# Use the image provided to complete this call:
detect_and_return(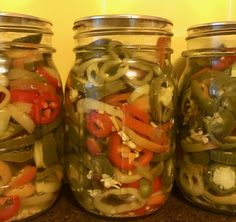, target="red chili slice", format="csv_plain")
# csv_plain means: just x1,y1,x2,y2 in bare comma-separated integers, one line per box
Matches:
108,133,153,170
31,92,61,125
0,196,20,222
86,111,113,138
10,90,39,103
